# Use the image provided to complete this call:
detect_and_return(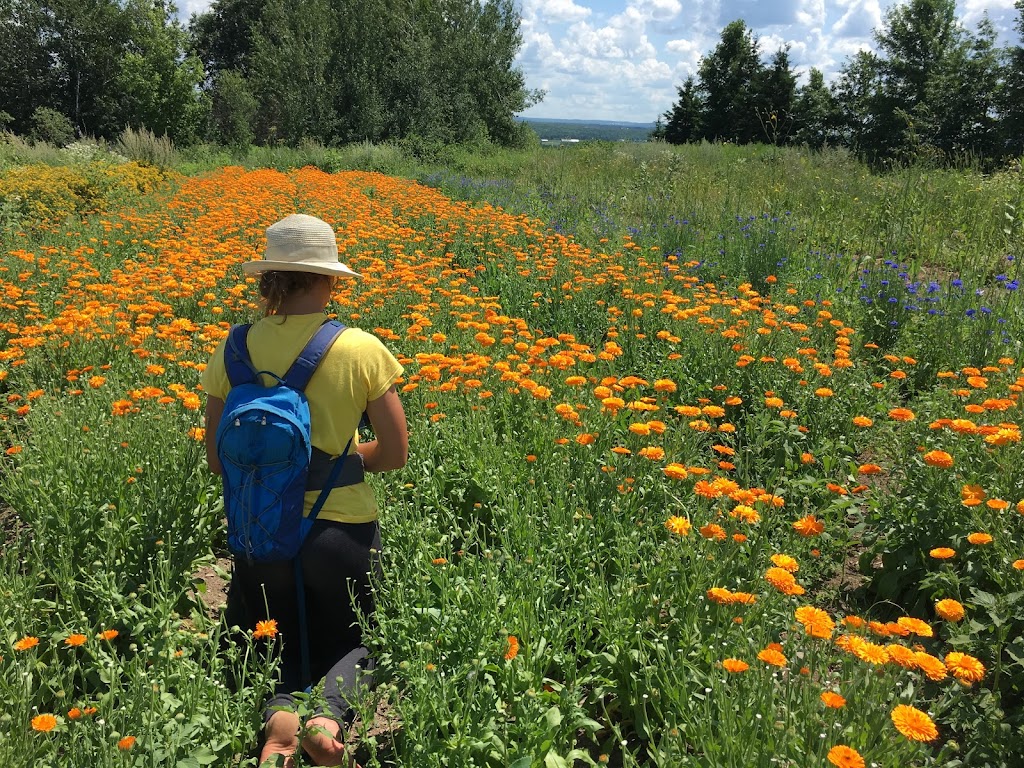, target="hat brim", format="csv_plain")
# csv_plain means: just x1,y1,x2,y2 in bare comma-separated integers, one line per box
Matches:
241,259,362,279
